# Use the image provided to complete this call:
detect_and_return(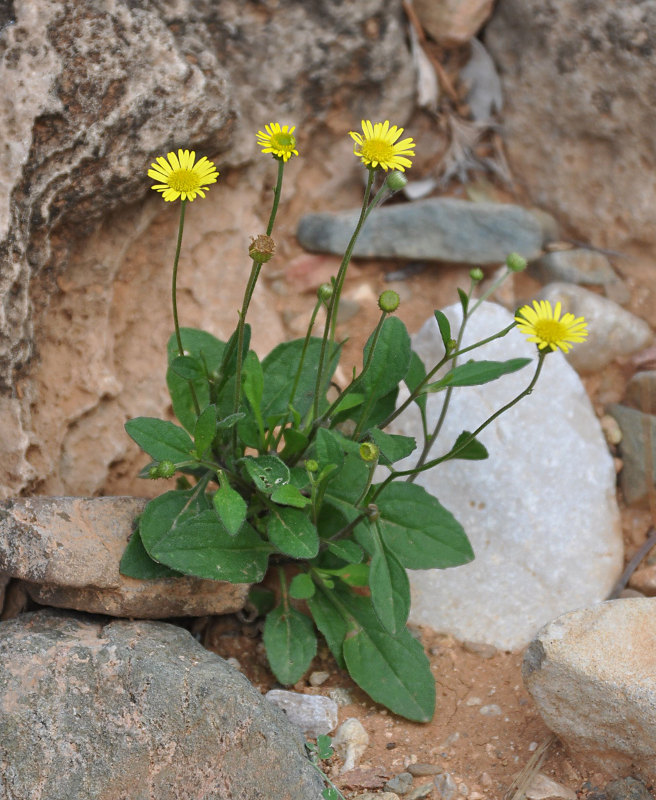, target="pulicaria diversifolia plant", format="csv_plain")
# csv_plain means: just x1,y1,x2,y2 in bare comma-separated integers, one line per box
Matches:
122,121,588,721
